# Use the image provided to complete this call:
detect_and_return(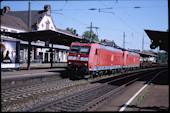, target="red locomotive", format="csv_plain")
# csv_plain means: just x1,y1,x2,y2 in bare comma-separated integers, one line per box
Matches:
123,51,140,71
67,42,140,78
